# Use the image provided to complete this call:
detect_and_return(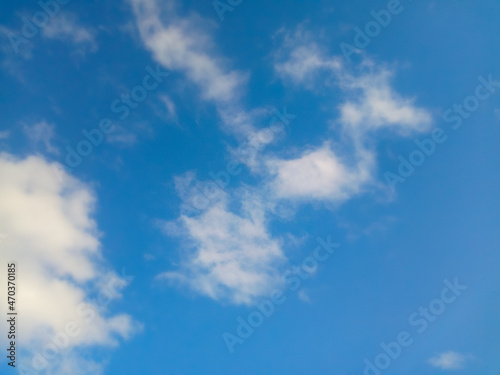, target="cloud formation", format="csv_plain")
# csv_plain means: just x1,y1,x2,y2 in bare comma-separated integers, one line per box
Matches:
267,27,432,203
131,4,432,304
0,153,138,373
267,142,373,201
160,179,286,305
428,351,468,370
274,28,432,135
42,12,97,52
338,66,432,135
129,0,247,107
23,121,59,155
